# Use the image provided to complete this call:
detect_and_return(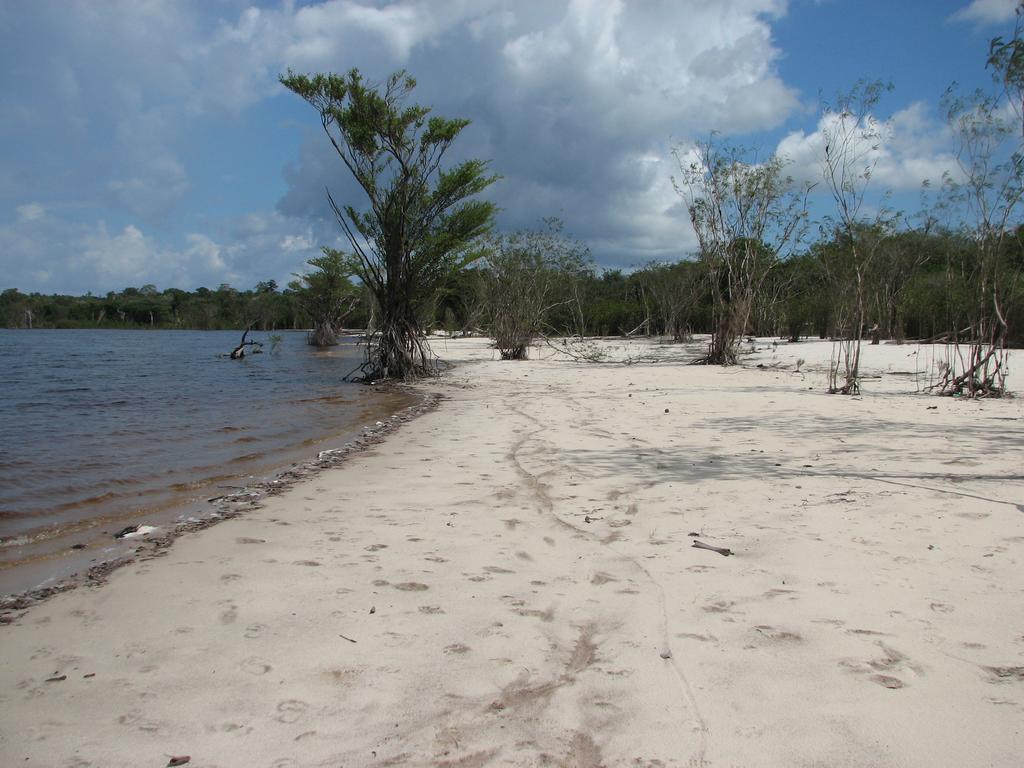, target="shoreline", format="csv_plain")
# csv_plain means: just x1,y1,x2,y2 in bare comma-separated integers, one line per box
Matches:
0,383,441,619
0,336,1021,766
0,329,391,597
